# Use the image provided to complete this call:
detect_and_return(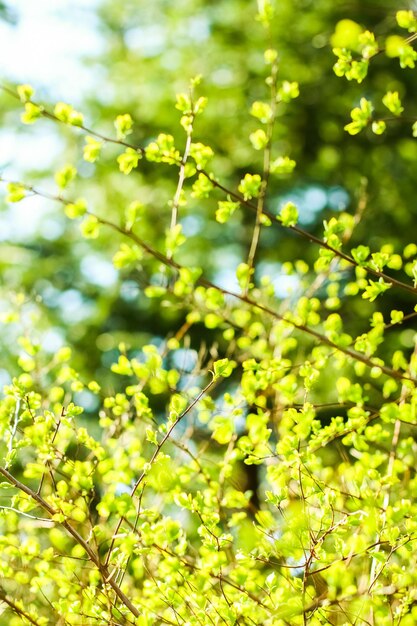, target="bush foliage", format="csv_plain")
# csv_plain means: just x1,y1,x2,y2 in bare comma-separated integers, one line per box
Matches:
1,2,417,624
